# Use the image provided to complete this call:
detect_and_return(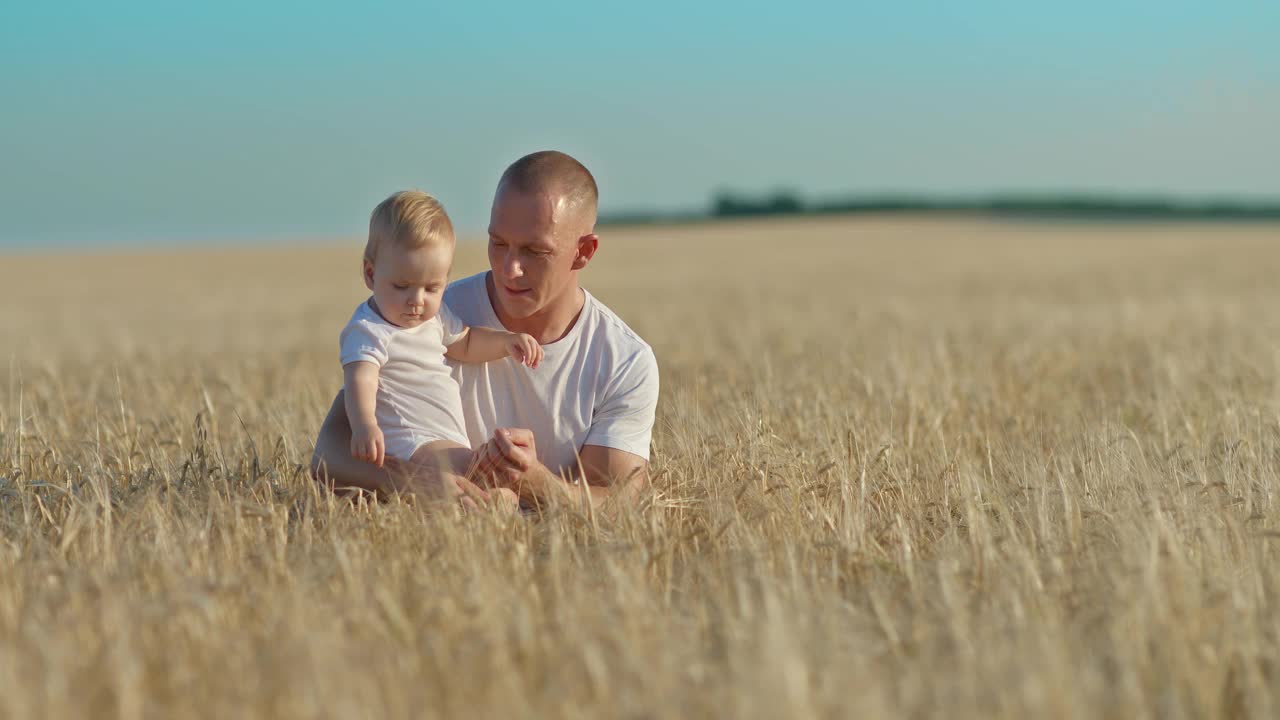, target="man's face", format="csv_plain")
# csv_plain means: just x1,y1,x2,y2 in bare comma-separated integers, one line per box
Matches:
486,187,582,320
